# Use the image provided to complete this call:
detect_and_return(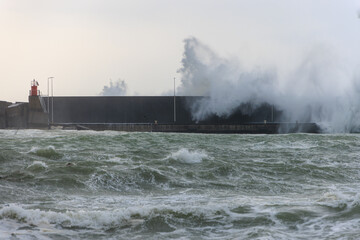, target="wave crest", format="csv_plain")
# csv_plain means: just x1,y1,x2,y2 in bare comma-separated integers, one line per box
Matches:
29,146,63,160
168,148,208,164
